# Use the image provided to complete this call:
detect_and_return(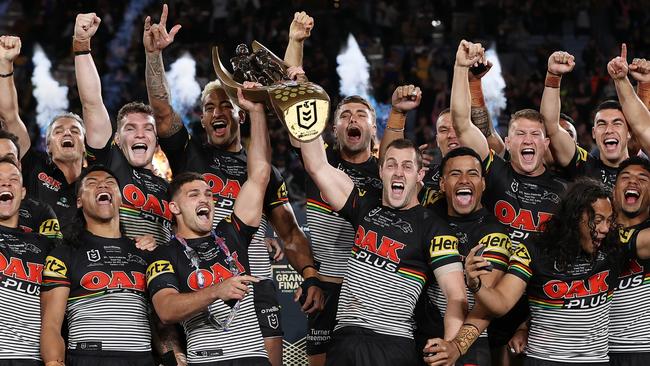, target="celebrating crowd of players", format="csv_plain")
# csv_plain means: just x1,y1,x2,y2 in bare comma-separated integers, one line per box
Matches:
1,5,650,366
